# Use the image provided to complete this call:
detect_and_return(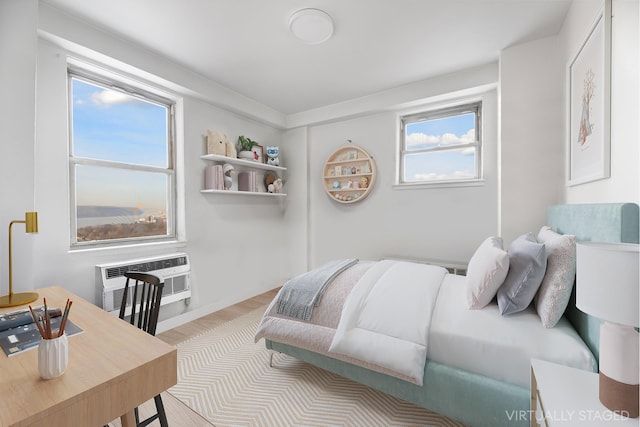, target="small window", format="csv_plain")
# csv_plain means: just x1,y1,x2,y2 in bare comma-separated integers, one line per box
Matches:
68,68,176,247
399,101,481,185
